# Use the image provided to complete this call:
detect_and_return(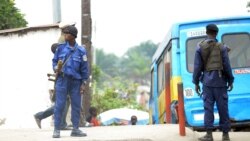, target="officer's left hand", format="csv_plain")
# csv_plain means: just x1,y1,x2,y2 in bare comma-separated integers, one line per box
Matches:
227,83,233,92
195,84,201,97
80,83,87,95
